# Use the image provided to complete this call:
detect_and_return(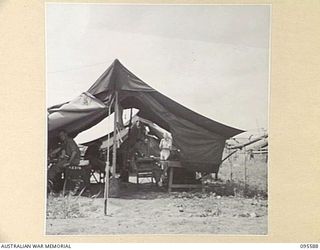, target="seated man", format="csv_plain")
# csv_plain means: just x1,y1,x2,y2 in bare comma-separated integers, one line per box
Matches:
47,130,81,193
84,141,106,173
84,141,113,179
